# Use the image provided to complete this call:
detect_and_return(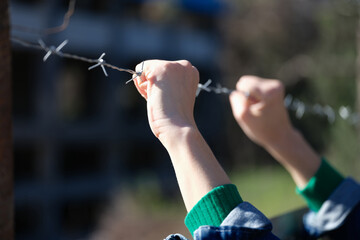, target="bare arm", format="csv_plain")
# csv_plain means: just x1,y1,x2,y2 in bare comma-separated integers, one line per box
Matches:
133,60,230,211
161,126,231,211
229,76,321,188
